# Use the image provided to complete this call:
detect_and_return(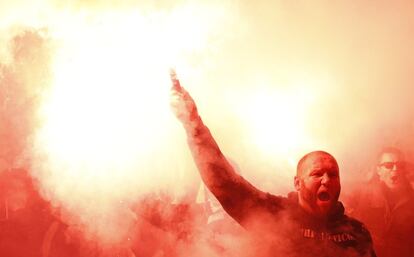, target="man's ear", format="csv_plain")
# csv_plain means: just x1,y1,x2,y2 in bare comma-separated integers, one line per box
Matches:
294,176,301,191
